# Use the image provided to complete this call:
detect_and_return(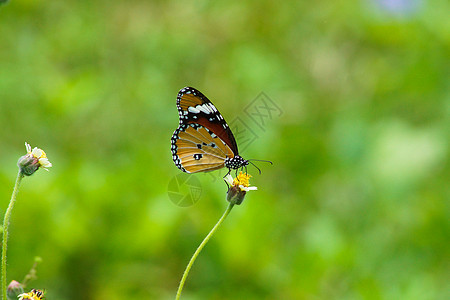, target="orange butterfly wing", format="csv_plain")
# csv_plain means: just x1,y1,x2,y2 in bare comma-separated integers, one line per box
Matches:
171,87,247,174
